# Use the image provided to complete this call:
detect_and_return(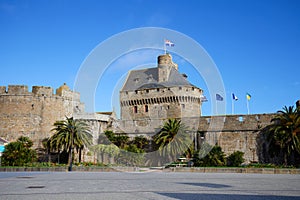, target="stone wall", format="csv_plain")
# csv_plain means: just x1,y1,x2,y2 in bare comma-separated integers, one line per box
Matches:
0,84,85,147
197,114,276,163
120,85,203,121
116,113,275,163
